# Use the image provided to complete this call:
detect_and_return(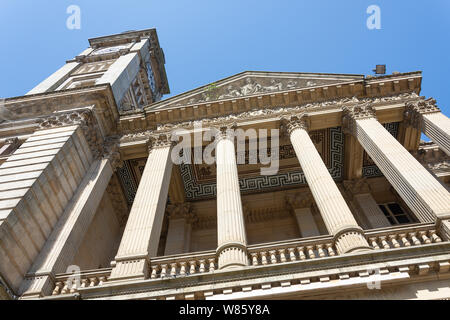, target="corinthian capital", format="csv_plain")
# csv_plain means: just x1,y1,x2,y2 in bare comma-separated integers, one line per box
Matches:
404,98,440,129
281,114,309,136
342,103,376,136
103,136,123,171
148,133,173,152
